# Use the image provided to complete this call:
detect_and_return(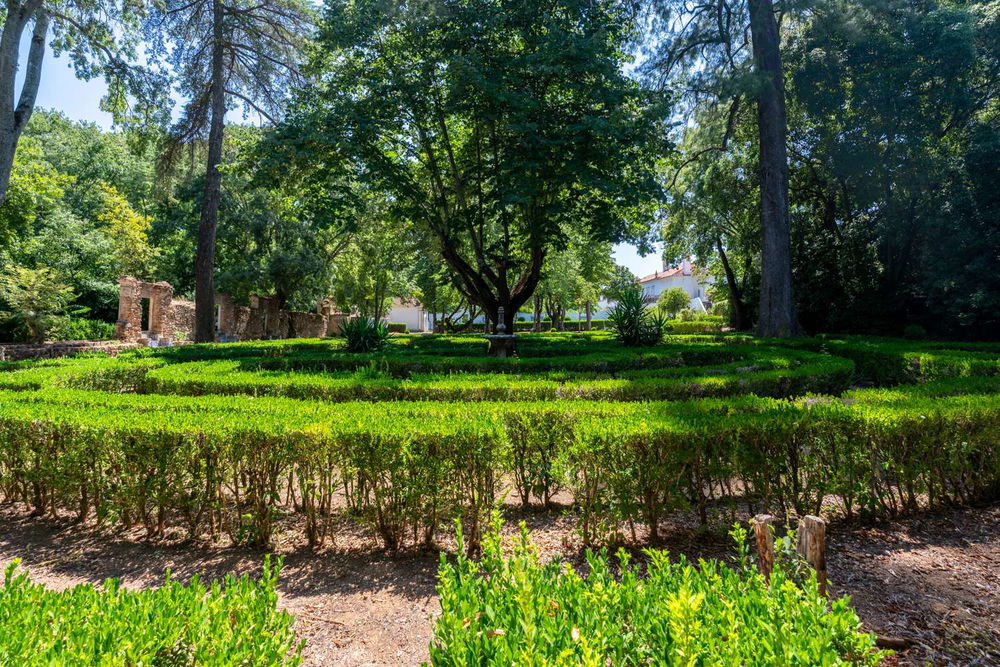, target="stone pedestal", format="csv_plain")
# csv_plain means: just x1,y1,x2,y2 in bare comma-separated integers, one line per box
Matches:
484,334,517,358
